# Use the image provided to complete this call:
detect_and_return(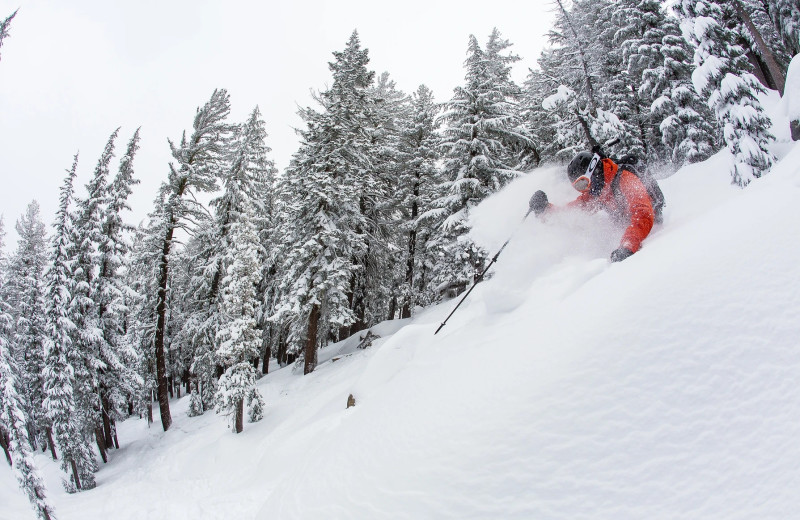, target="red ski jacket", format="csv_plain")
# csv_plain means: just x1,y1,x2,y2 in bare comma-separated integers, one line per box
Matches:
567,158,654,253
